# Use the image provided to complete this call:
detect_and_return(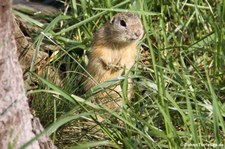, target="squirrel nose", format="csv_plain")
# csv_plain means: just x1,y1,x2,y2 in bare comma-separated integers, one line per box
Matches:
130,30,142,40
135,29,142,37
